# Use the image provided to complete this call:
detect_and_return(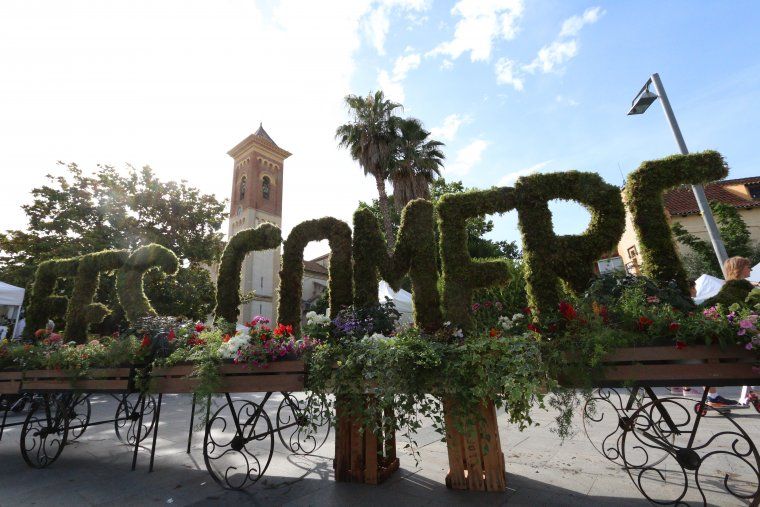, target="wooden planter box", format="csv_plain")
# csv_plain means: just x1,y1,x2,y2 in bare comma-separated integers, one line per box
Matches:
334,399,399,485
0,371,22,395
443,399,506,492
150,360,306,394
21,367,133,392
594,344,758,387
